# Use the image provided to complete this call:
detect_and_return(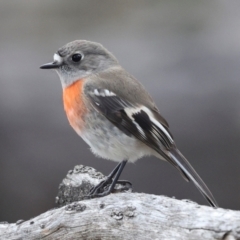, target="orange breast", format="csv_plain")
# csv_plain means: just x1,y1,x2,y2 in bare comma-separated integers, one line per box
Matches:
63,79,86,133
